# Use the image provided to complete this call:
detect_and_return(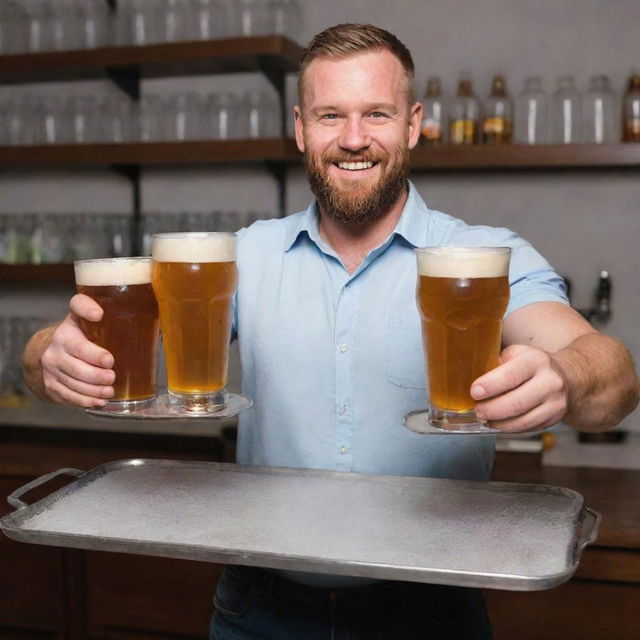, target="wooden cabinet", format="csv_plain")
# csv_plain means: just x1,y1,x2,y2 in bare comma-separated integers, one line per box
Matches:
0,425,232,640
486,459,640,640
